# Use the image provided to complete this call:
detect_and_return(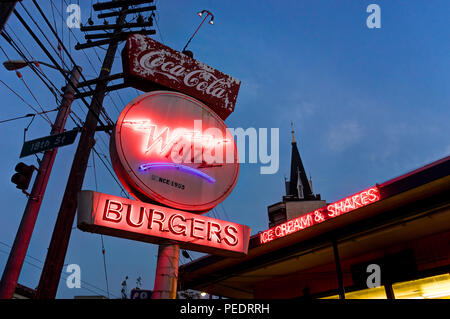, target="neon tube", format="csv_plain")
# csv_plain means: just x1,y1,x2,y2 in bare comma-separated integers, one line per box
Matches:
138,163,216,184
